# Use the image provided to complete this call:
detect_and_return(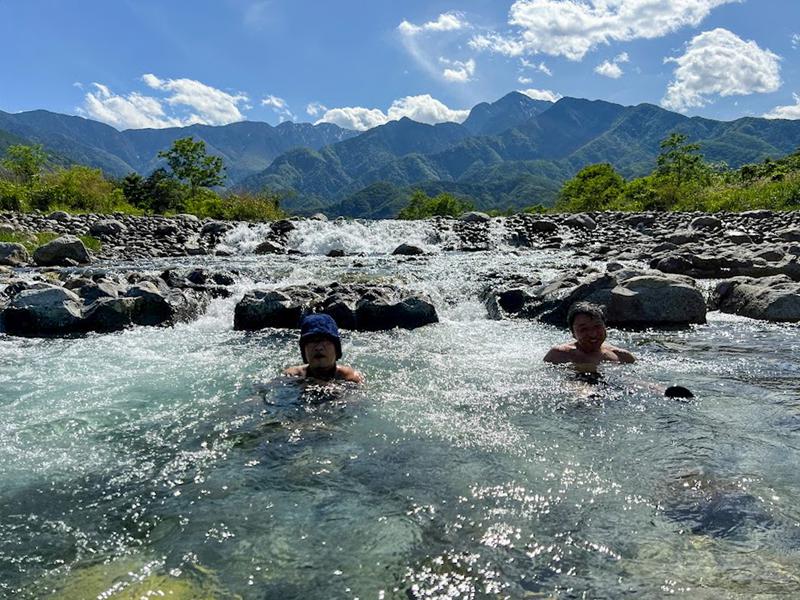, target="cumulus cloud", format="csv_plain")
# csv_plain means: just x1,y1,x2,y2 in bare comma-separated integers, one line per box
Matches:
793,33,800,49
306,102,328,117
518,88,563,102
398,11,469,36
143,74,248,125
661,28,781,112
79,75,249,130
470,0,737,61
261,94,296,121
518,76,533,84
315,94,469,131
594,52,630,78
595,60,623,78
764,93,800,119
440,57,476,82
